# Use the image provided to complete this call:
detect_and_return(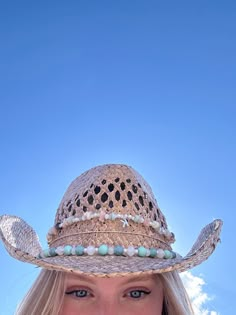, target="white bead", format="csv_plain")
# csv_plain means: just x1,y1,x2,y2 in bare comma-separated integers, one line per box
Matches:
108,246,114,255
139,217,144,223
71,246,76,255
83,213,88,220
55,246,64,256
67,217,74,224
105,214,110,219
86,213,92,219
127,246,136,257
48,227,57,236
151,221,160,229
165,230,172,238
159,228,165,234
146,249,150,256
87,246,96,255
156,249,165,258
